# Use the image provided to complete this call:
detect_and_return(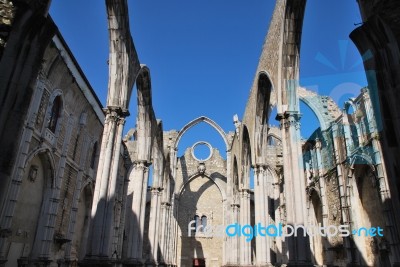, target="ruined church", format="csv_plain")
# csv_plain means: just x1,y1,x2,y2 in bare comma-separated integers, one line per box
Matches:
1,0,400,266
